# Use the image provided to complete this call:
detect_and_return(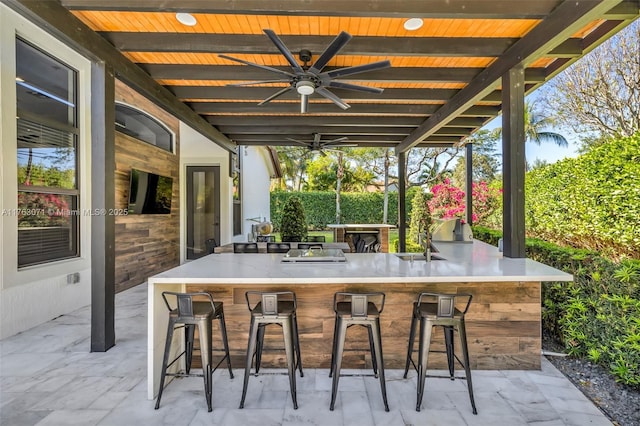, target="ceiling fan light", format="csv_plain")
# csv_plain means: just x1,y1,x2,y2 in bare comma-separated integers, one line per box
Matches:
176,13,197,26
296,80,315,95
403,18,424,31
